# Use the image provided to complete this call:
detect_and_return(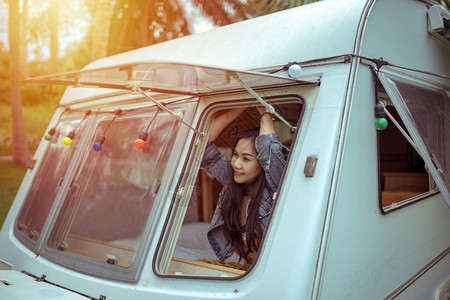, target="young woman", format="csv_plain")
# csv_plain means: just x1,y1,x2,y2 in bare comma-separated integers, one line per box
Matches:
200,106,288,270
